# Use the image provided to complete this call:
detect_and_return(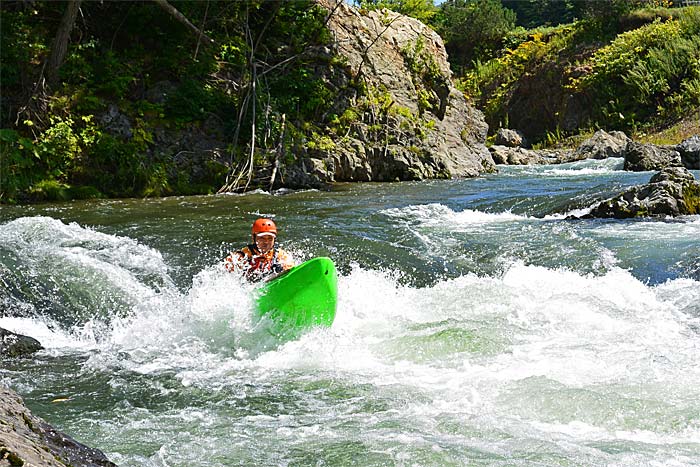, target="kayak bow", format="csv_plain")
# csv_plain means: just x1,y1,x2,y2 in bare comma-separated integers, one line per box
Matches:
255,257,337,337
